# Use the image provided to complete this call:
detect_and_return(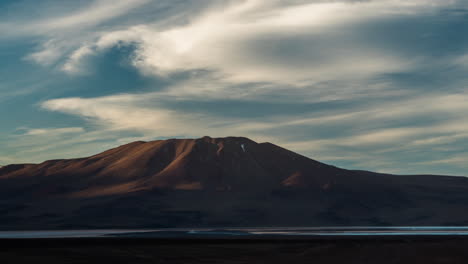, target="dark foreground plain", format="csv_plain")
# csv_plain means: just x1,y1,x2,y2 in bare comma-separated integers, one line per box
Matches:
2,236,468,264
